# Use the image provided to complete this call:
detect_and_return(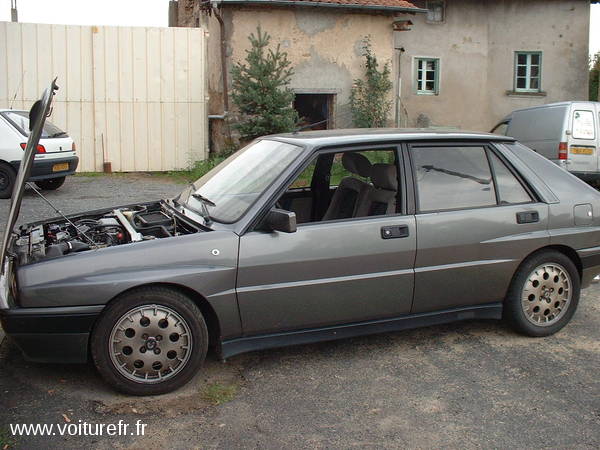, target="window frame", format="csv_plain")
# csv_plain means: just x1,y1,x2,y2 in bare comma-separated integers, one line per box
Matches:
425,0,445,23
248,143,409,231
407,141,537,214
414,57,440,95
514,51,542,93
